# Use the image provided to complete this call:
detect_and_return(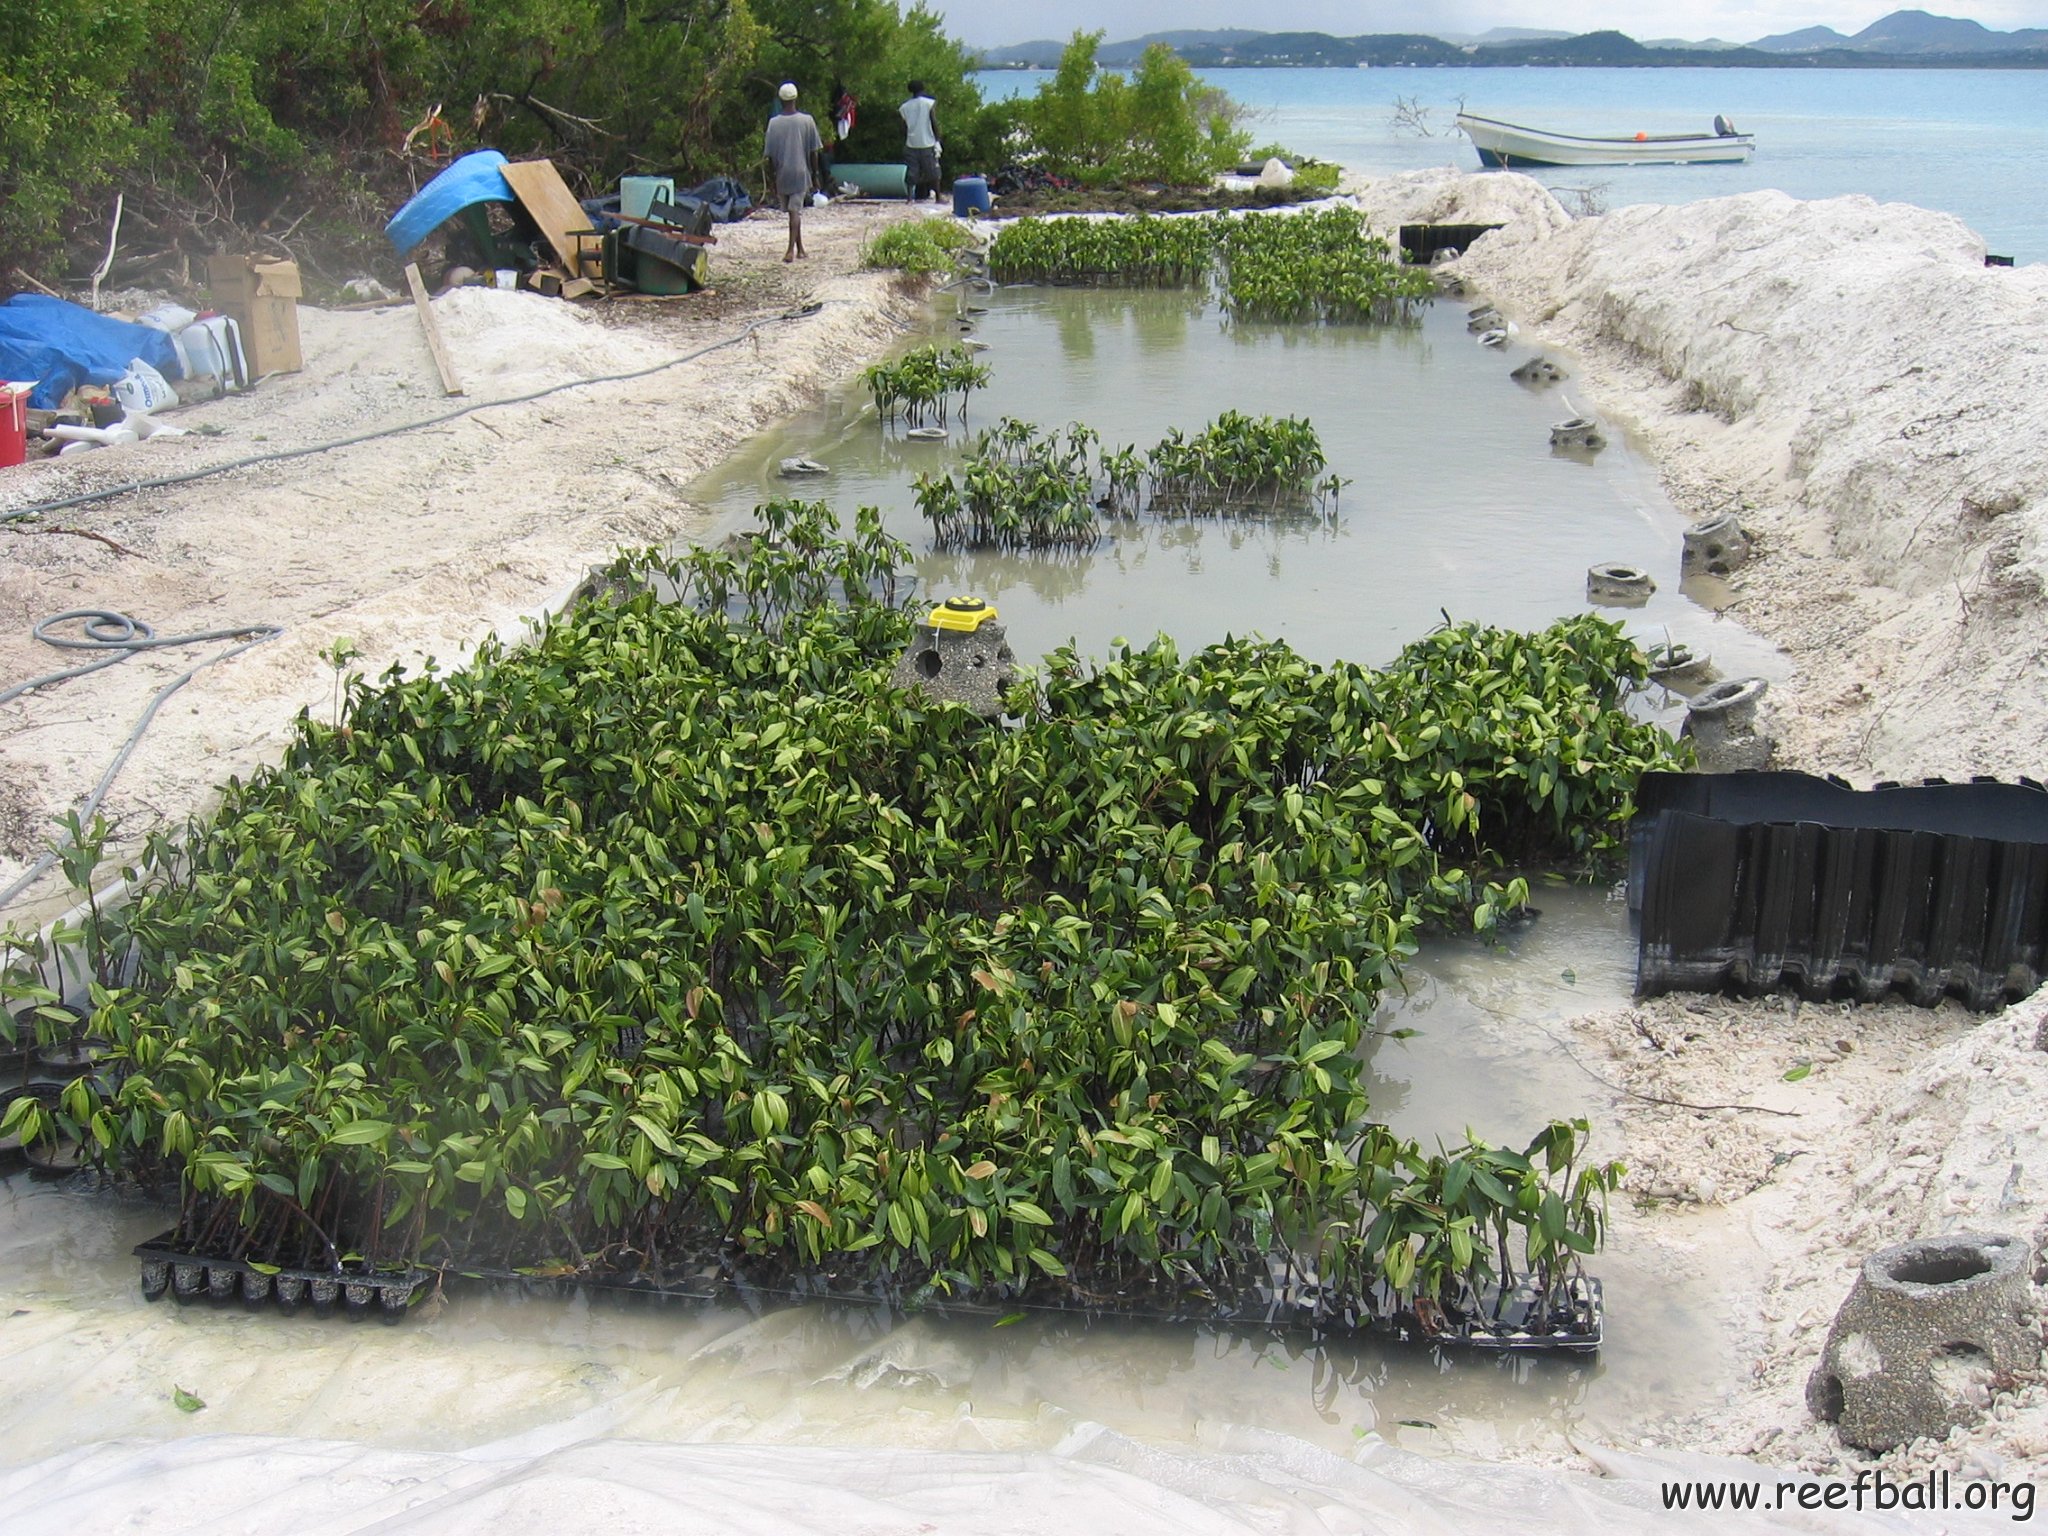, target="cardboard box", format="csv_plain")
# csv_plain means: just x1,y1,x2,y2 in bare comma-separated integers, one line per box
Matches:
206,254,304,376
